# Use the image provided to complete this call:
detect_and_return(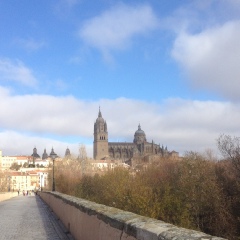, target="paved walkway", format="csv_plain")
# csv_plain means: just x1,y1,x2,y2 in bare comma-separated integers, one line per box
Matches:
0,194,74,240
